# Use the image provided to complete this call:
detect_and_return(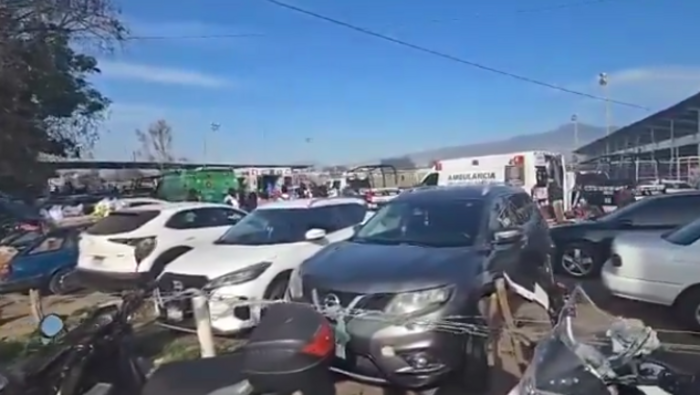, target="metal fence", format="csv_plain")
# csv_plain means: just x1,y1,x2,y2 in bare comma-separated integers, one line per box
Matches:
574,157,700,184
